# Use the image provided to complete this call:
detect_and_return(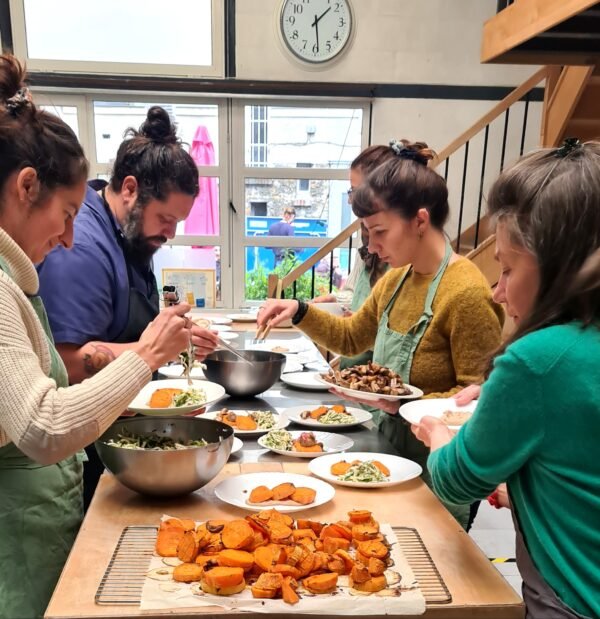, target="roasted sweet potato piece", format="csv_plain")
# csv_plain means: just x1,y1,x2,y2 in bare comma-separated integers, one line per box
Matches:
350,564,370,584
319,524,351,540
177,530,200,563
367,557,387,577
348,509,374,524
254,544,285,572
282,576,300,605
203,566,245,589
297,537,316,554
155,527,185,557
284,545,304,567
173,562,204,583
323,536,350,554
312,551,331,572
351,524,380,541
254,572,284,591
296,550,315,577
330,461,352,476
204,533,225,554
195,554,219,569
292,440,323,453
247,530,268,551
331,523,353,540
251,586,278,599
248,485,273,504
350,575,387,593
259,509,294,527
149,388,182,408
272,564,301,579
327,556,346,575
295,519,324,536
201,579,246,595
309,406,328,419
245,514,270,536
334,549,355,573
271,483,296,501
292,528,317,541
235,415,258,431
330,404,347,414
218,549,255,570
222,520,254,550
290,487,316,505
357,540,389,559
372,460,391,476
268,522,293,544
303,572,338,594
161,517,186,531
